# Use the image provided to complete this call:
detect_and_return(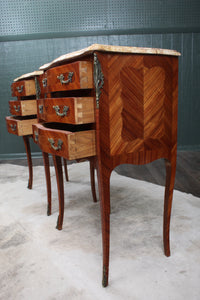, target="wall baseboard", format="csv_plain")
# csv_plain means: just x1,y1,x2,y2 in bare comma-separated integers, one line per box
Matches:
0,152,42,161
177,145,200,151
0,146,199,162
